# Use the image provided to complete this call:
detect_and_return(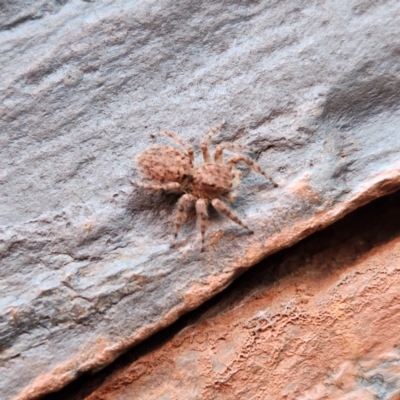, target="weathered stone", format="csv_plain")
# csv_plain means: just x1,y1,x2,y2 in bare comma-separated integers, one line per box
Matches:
49,191,400,400
1,0,400,398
